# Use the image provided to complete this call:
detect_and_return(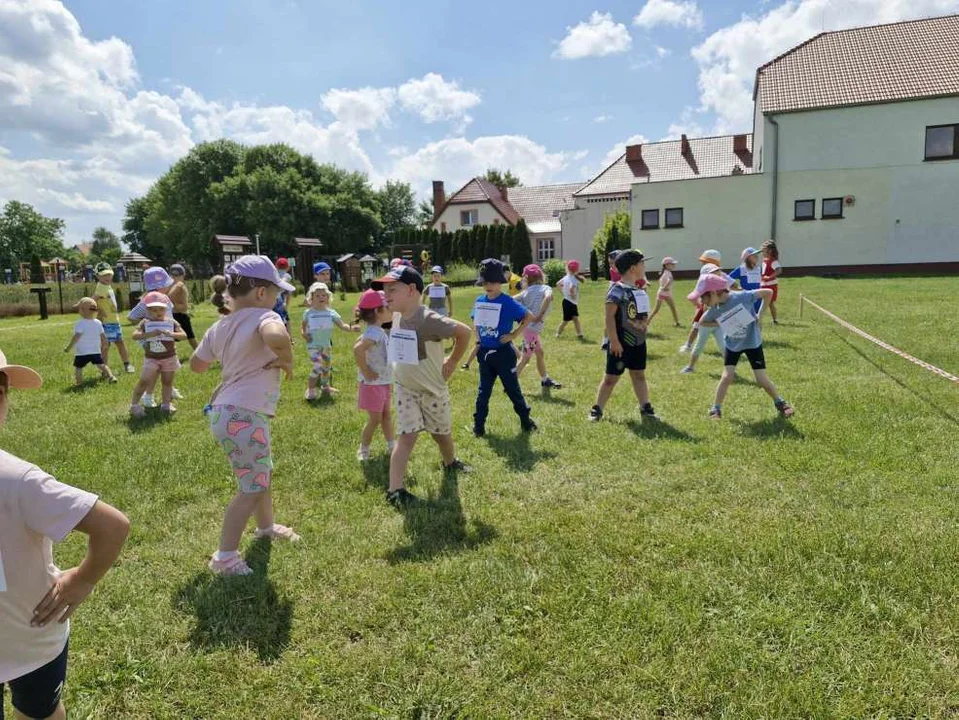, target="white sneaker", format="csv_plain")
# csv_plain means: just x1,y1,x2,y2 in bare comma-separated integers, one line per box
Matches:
680,366,694,374
678,344,690,354
172,388,184,400
125,363,135,374
141,393,156,408
304,389,317,401
161,403,177,414
356,446,371,461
